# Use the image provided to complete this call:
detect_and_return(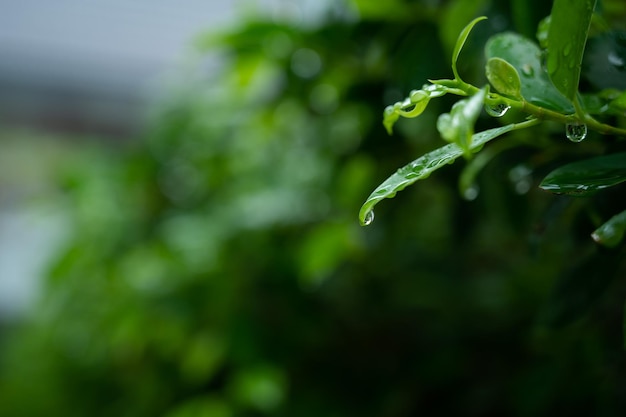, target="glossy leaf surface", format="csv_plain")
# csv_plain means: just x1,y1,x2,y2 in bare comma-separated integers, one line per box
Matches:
592,210,626,248
546,0,596,101
359,123,516,225
485,33,574,112
540,153,626,195
485,57,522,98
